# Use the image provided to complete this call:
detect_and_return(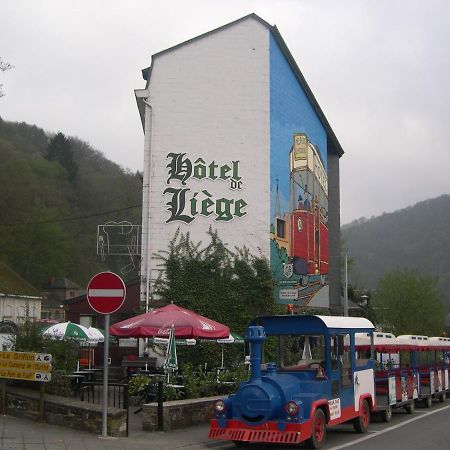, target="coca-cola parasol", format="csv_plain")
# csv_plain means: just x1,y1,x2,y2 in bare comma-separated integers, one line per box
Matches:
109,304,230,339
